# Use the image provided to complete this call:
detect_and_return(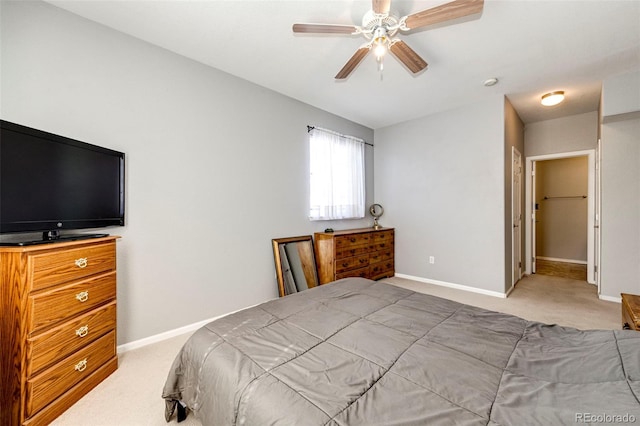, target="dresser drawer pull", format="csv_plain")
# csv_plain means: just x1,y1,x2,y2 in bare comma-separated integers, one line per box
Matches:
74,257,88,268
75,291,89,303
74,358,88,372
76,325,89,337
